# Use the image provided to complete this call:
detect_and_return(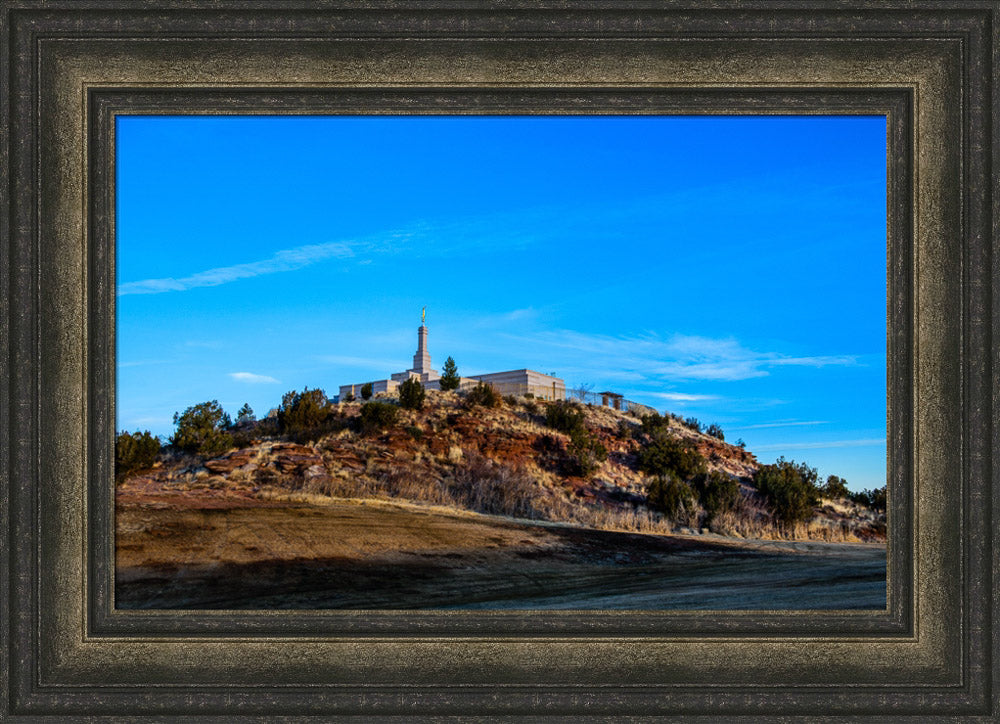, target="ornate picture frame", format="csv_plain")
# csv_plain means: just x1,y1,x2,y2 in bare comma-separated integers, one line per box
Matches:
2,2,996,718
